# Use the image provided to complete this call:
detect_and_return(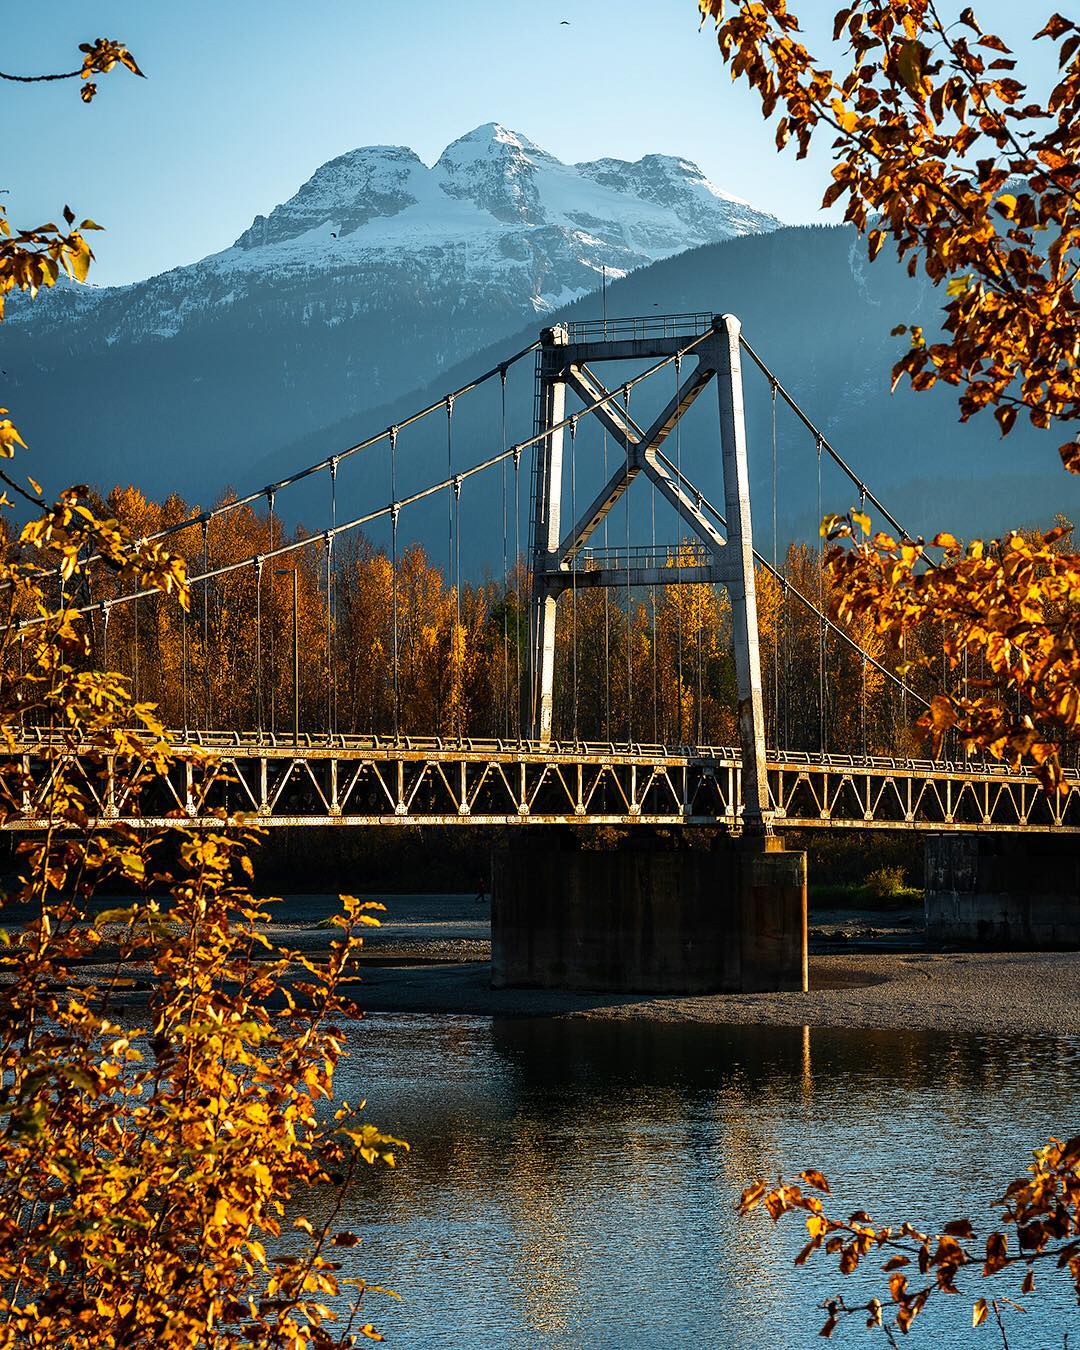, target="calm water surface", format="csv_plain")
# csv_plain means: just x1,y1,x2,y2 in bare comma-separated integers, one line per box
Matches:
333,1015,1079,1348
